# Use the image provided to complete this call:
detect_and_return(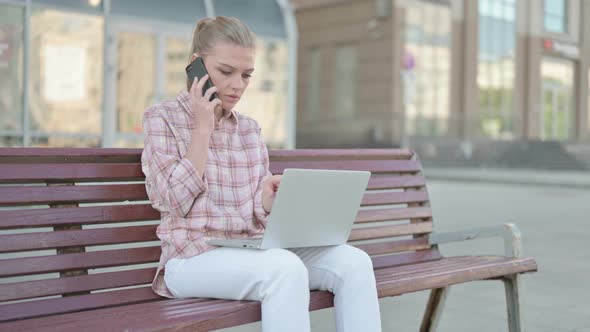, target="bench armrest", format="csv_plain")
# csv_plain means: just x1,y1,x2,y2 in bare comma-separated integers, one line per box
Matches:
428,223,523,258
